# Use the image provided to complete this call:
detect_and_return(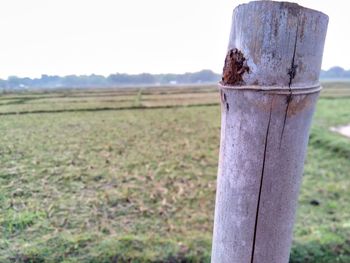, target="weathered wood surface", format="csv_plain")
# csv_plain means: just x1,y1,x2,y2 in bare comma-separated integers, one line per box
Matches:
211,1,328,263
